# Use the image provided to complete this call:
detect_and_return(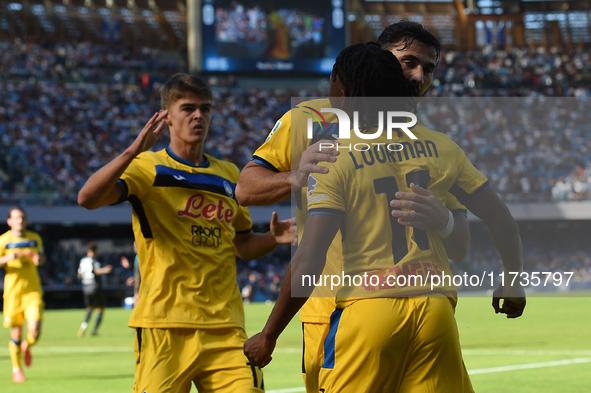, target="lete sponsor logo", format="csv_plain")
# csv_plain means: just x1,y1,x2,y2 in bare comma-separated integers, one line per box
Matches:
178,193,235,223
